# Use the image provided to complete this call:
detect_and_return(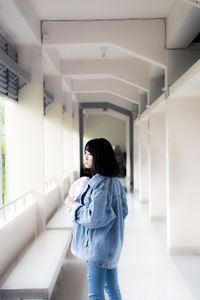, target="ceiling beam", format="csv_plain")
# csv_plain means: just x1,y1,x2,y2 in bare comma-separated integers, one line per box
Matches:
77,92,138,112
167,0,200,48
62,58,149,91
0,0,40,46
80,101,134,116
72,78,140,104
42,19,167,68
